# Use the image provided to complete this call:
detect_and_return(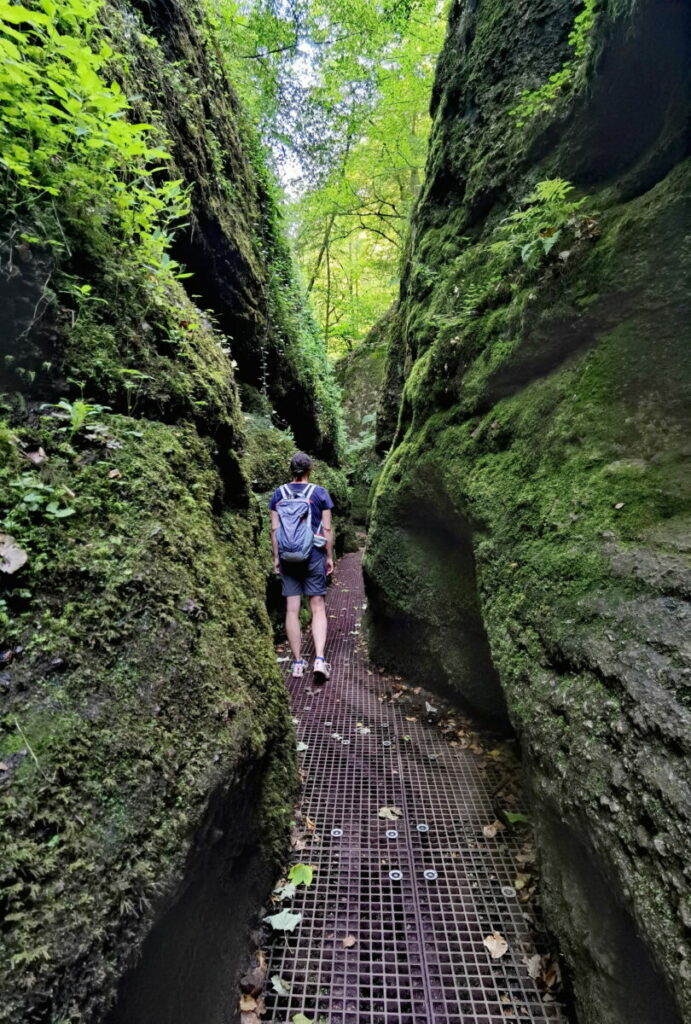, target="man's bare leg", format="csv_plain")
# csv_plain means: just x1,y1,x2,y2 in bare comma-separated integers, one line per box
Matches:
309,595,327,660
285,595,302,663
